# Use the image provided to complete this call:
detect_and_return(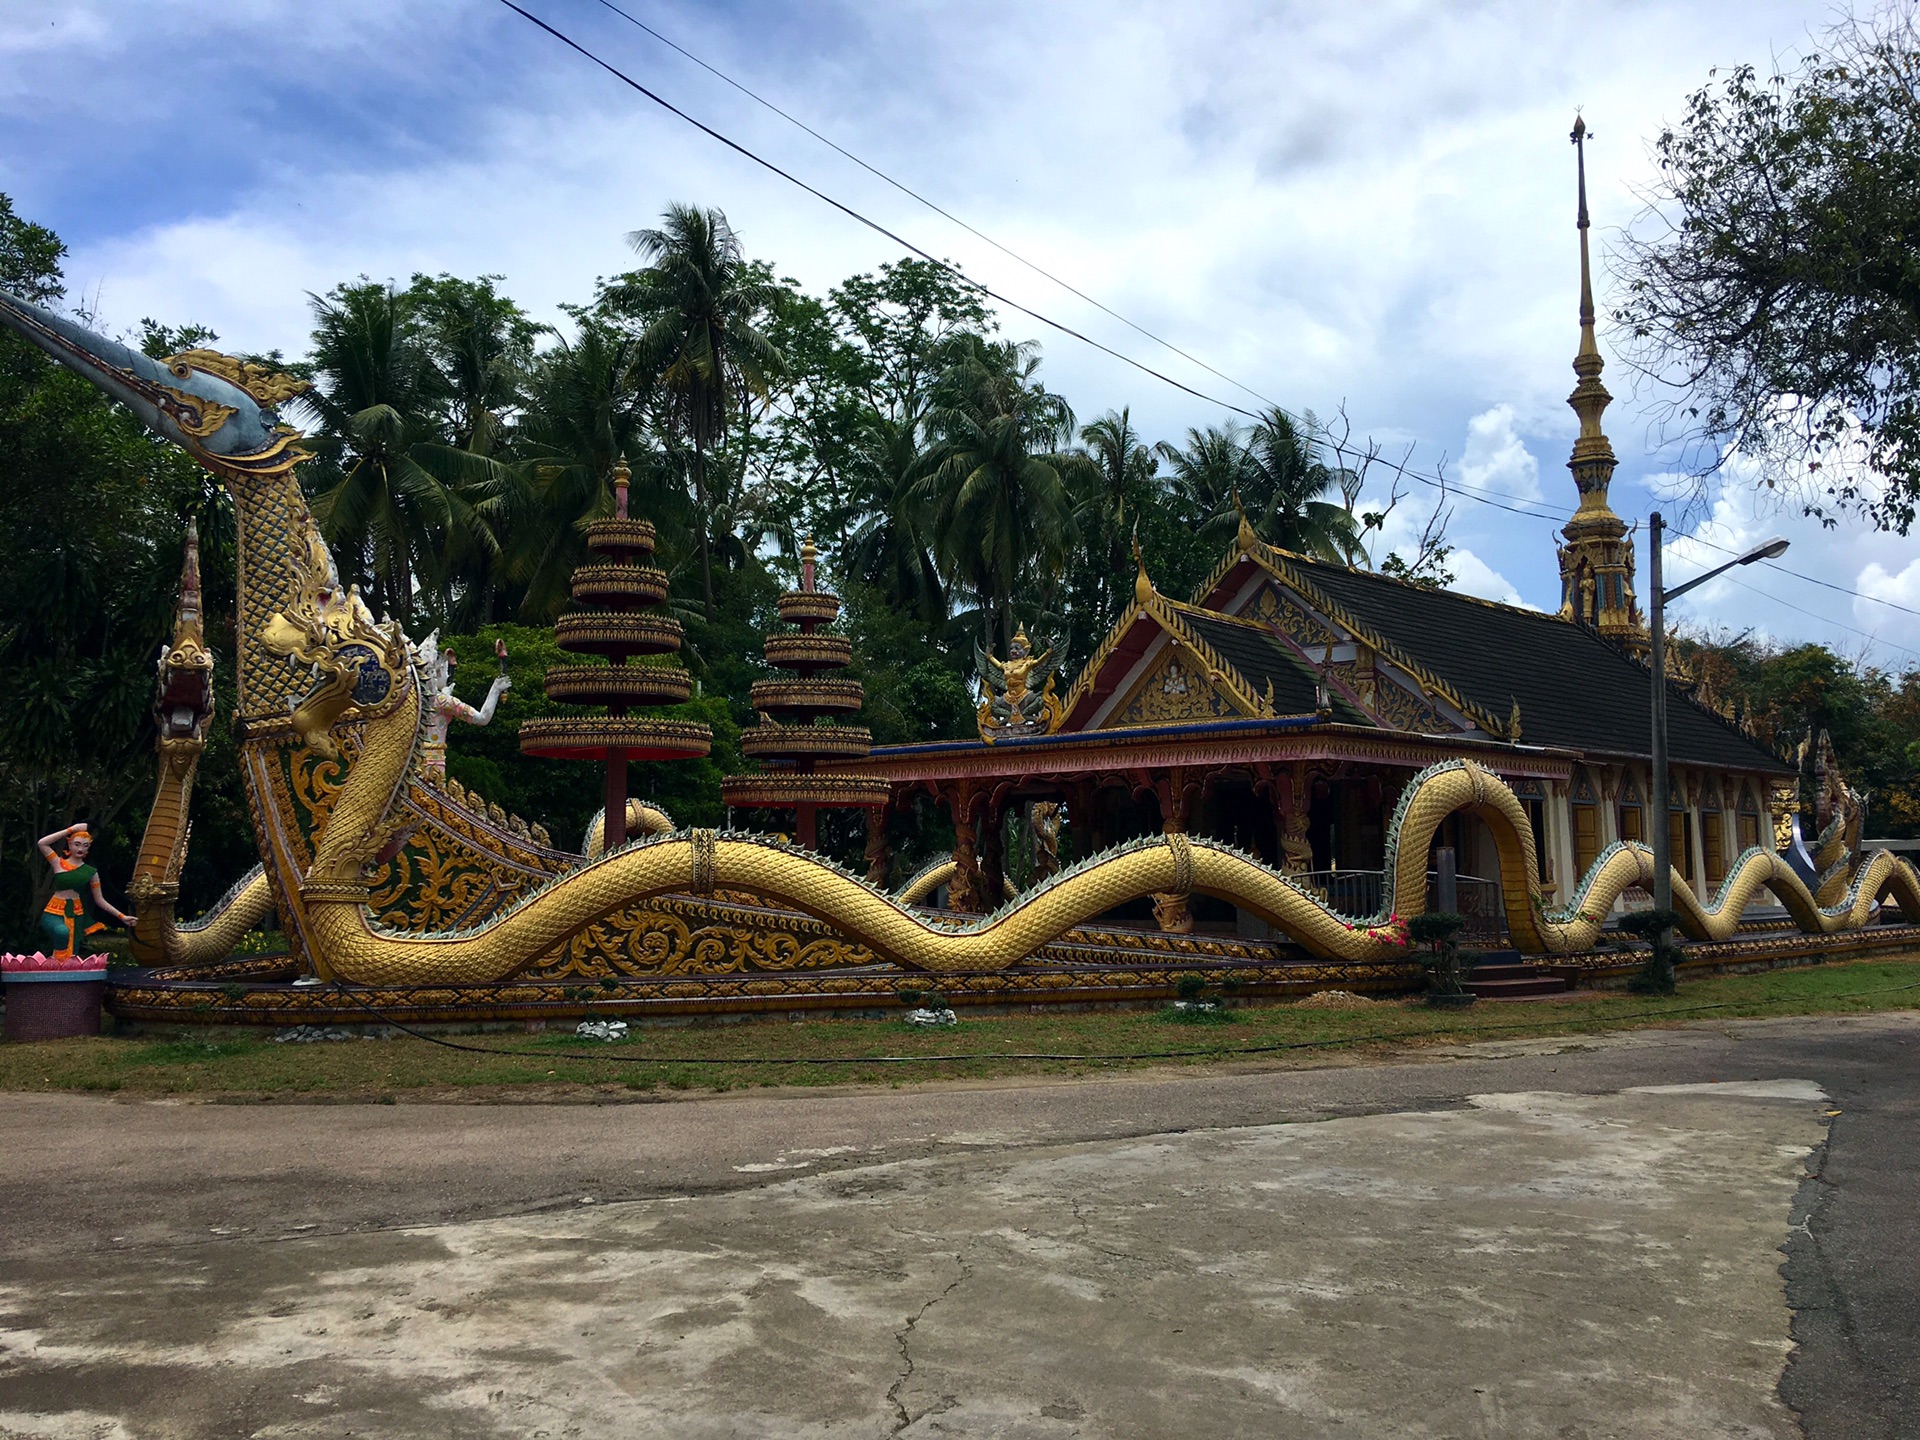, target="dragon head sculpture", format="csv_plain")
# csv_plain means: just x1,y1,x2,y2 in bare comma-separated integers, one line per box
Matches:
0,288,311,480
260,531,412,759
